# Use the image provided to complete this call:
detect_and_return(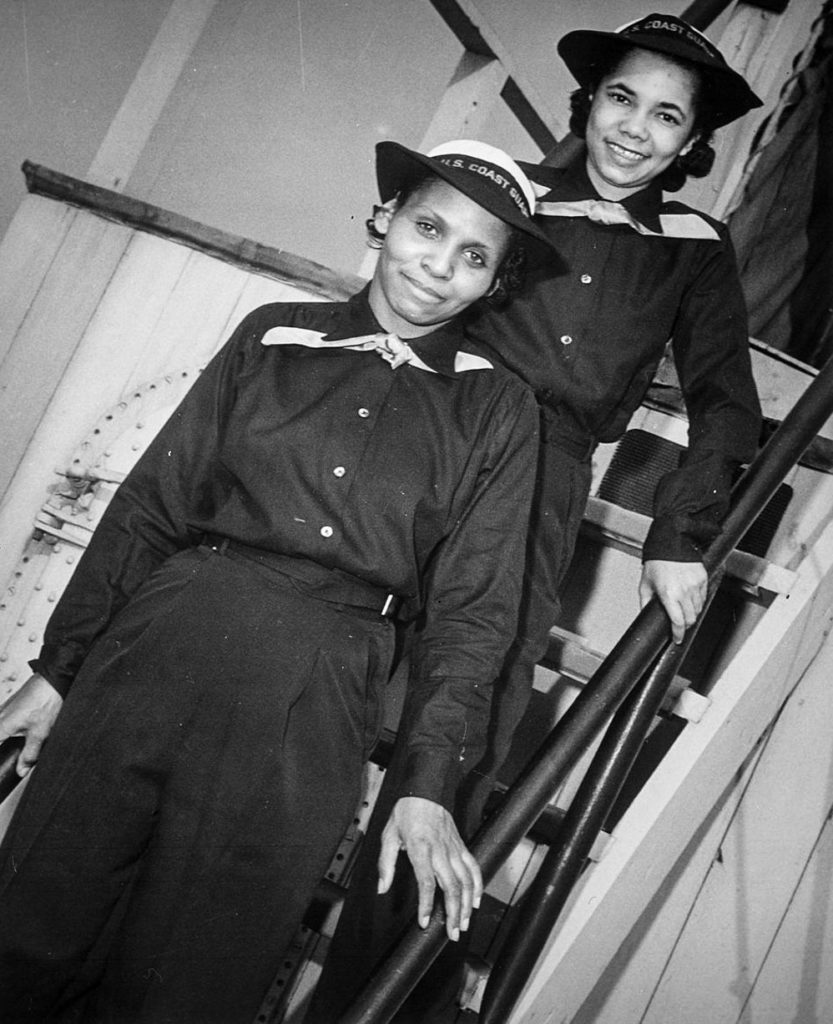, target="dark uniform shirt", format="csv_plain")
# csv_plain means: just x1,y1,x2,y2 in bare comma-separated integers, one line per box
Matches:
470,157,762,562
33,287,539,810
